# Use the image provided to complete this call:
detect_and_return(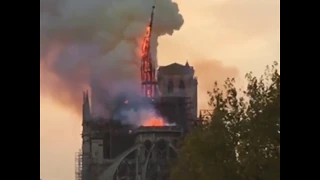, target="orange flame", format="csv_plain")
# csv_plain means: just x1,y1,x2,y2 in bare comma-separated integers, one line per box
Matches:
141,26,151,58
143,117,165,127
